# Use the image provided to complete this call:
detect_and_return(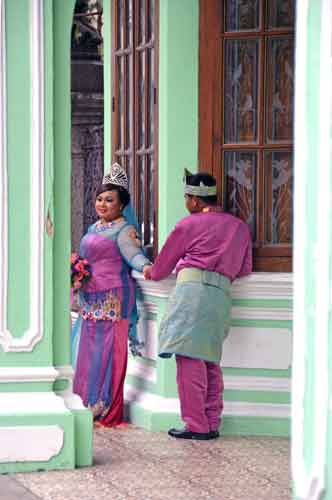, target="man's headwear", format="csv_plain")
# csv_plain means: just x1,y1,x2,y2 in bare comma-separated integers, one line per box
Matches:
183,168,217,197
102,163,129,191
